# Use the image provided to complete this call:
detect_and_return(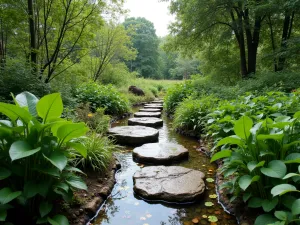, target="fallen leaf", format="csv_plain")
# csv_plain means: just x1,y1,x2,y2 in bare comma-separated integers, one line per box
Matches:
146,213,152,218
208,215,218,222
209,194,217,199
192,218,199,224
208,169,214,172
202,215,208,218
205,202,214,207
214,211,221,215
206,178,215,183
140,217,146,220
